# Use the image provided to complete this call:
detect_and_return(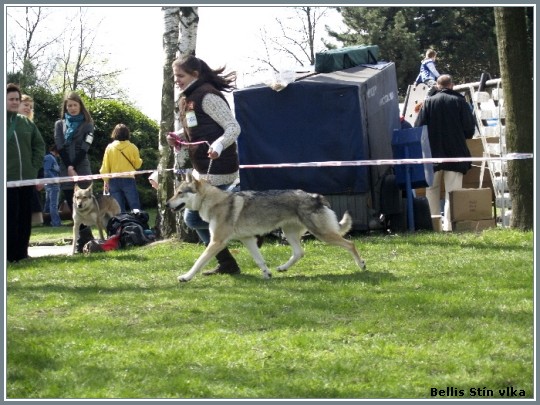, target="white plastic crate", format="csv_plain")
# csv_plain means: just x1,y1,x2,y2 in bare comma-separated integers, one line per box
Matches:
473,91,490,102
492,88,504,100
